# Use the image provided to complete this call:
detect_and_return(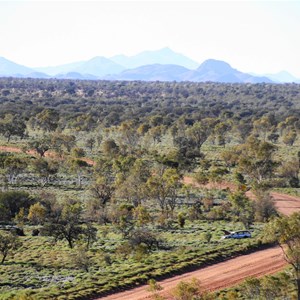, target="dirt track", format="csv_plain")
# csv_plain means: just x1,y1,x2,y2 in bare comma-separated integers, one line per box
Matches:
271,192,300,216
99,179,300,300
1,145,299,299
183,176,300,216
99,246,286,300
